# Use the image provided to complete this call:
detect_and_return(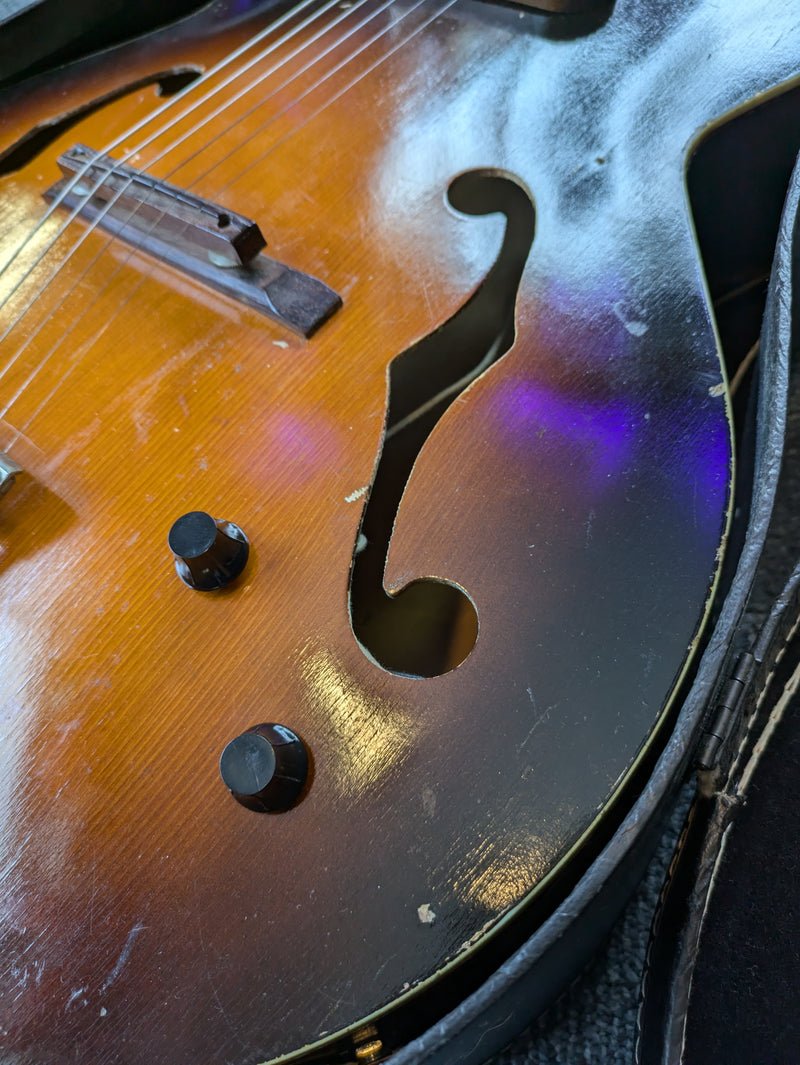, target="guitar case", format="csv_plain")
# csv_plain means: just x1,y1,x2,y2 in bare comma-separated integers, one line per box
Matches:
634,172,800,1063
